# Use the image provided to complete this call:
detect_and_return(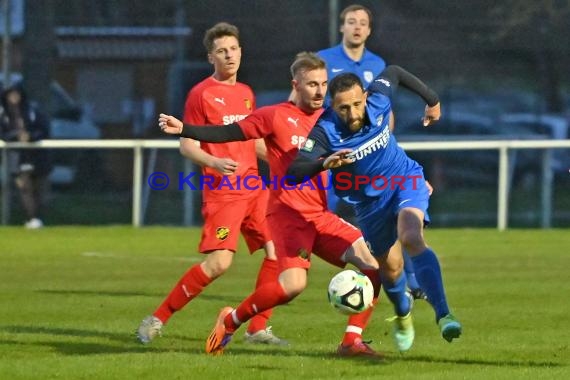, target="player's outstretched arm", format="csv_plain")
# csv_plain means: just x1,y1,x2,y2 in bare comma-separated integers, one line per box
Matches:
286,149,354,184
158,113,247,142
287,124,343,183
285,155,325,184
369,65,441,127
